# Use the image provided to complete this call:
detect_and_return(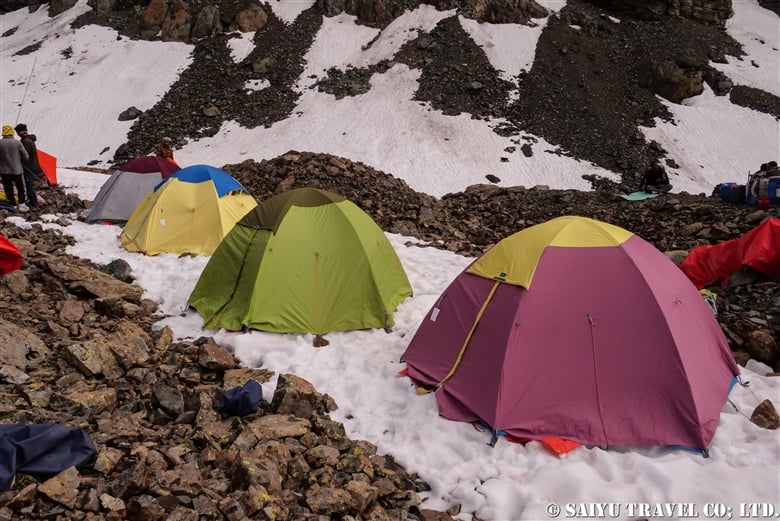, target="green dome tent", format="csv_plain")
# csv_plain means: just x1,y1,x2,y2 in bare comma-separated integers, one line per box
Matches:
188,187,412,335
